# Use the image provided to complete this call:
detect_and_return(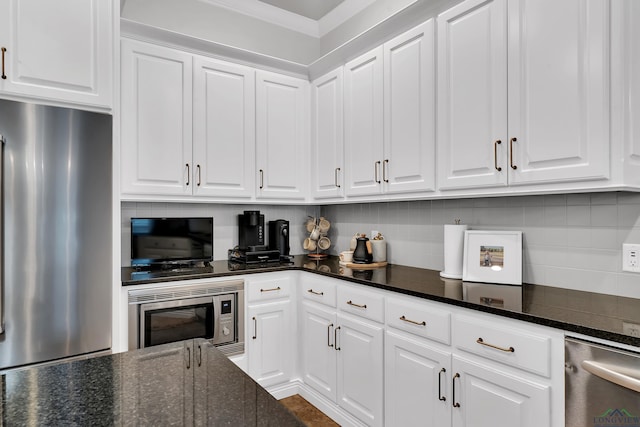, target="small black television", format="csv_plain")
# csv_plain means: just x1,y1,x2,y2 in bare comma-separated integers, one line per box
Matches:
131,217,213,267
